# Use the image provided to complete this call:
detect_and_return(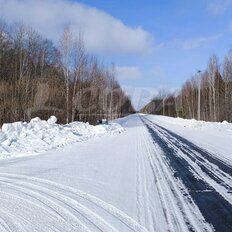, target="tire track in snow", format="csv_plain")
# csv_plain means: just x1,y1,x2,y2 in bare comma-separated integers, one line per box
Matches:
136,127,143,224
0,189,74,232
140,116,214,232
139,129,154,228
0,193,61,232
0,173,149,232
0,178,124,232
141,126,177,232
156,122,232,176
0,178,92,232
136,125,154,230
142,116,232,232
0,204,27,232
154,124,232,195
